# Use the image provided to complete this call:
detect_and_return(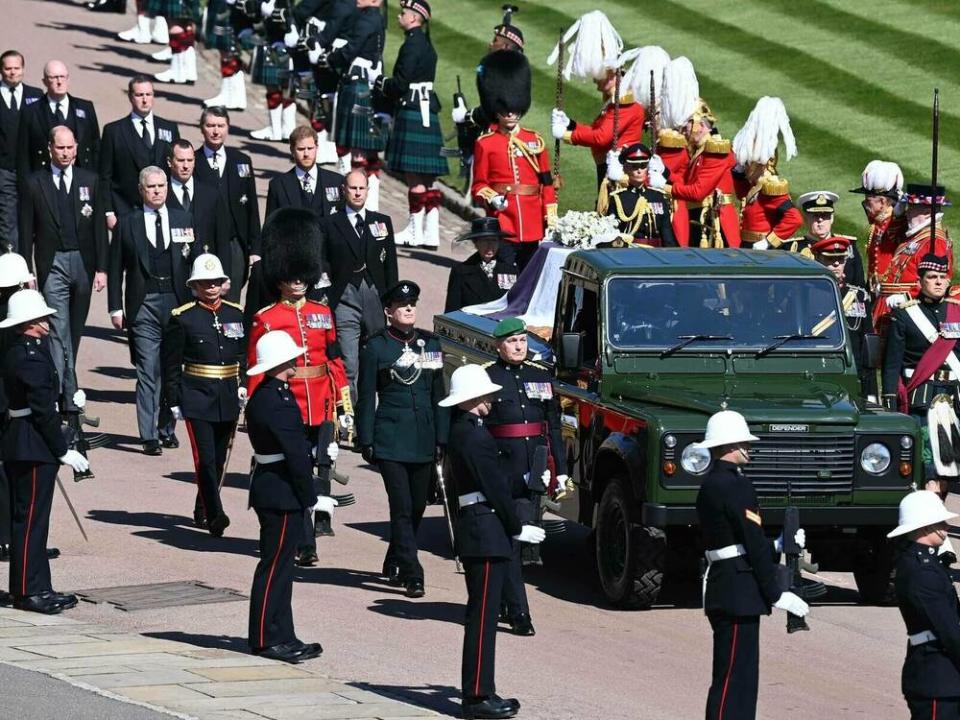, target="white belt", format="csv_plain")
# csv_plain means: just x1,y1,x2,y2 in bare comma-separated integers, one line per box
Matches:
409,81,433,127
704,544,746,562
254,453,284,464
909,630,937,646
459,491,487,508
8,408,31,418
348,57,381,85
903,368,957,381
